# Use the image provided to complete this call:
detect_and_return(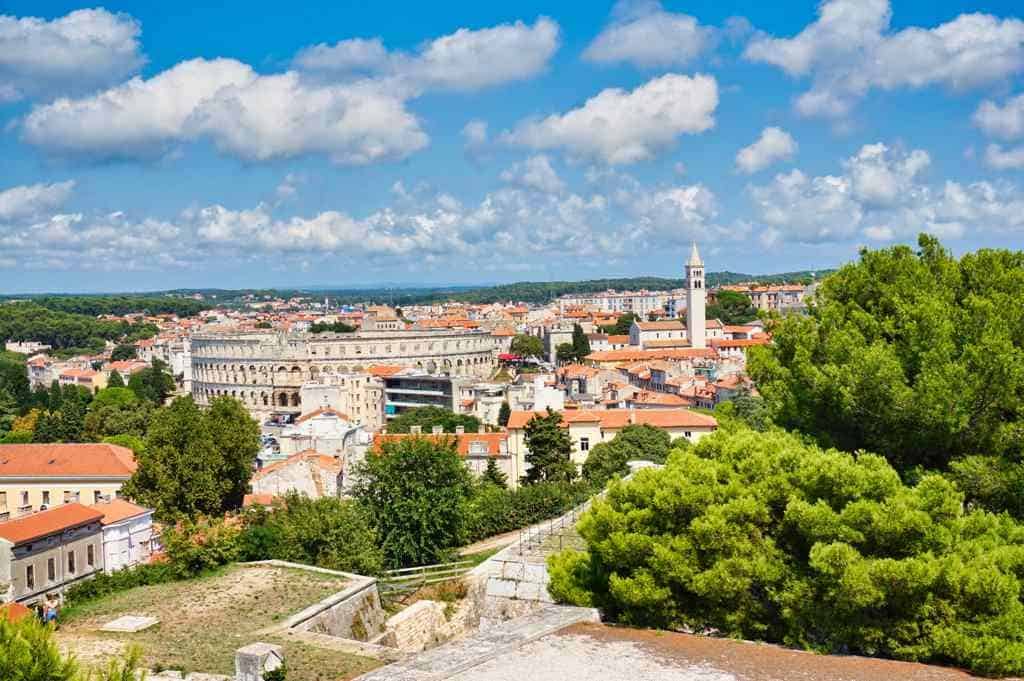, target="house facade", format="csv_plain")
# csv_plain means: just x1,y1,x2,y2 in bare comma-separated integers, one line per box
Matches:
0,444,137,521
0,503,104,605
93,499,156,574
